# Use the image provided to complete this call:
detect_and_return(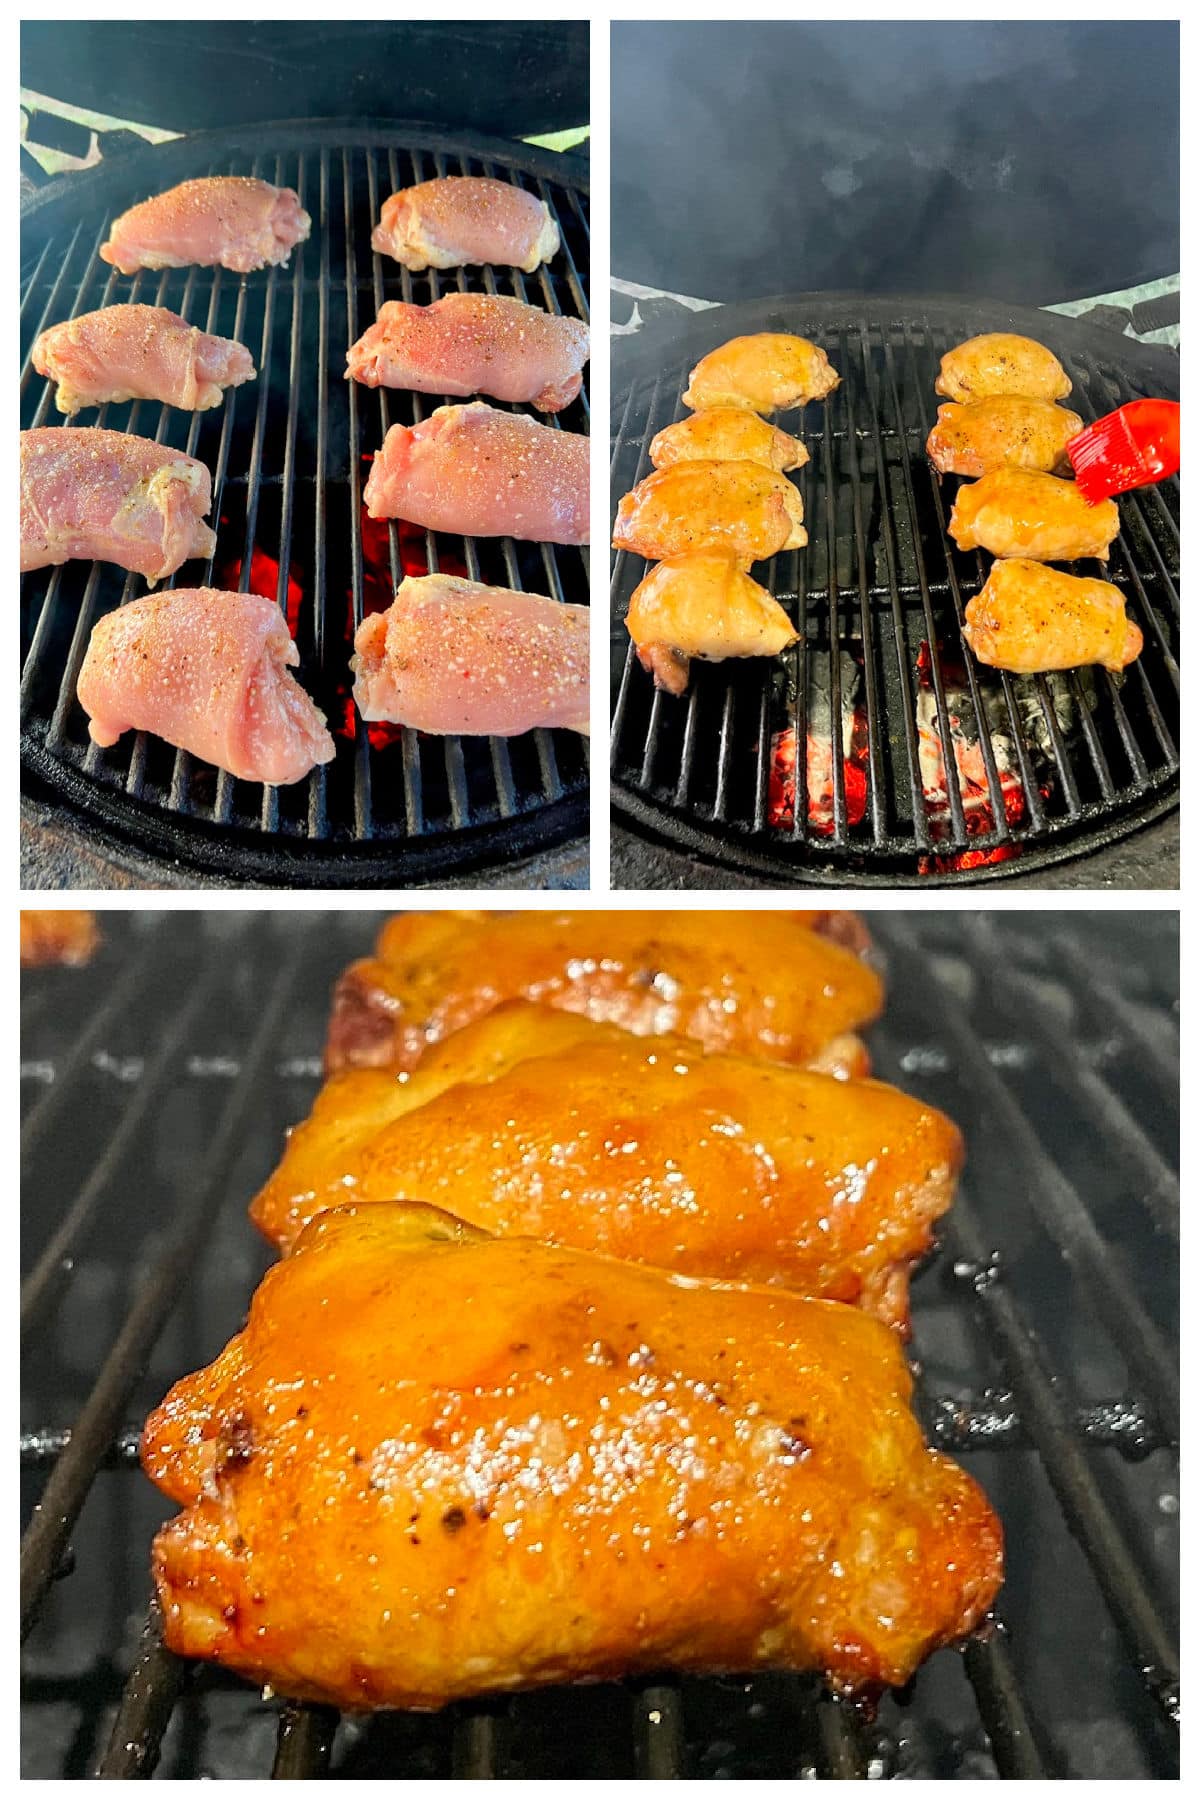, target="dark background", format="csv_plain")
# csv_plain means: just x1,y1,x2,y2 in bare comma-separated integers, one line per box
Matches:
611,21,1179,303
21,20,589,141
